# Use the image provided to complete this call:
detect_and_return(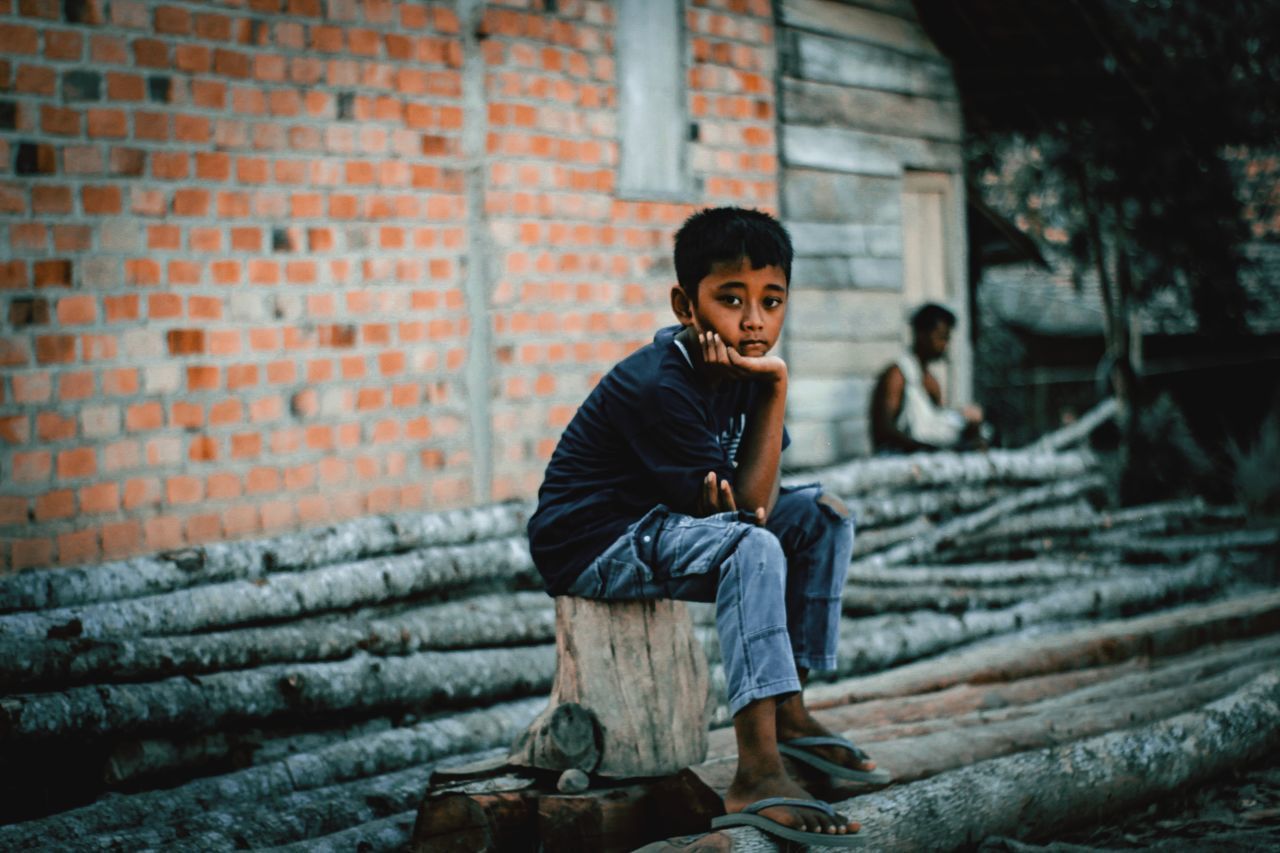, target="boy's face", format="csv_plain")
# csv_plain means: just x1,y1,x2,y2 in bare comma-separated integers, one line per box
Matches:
672,258,788,356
